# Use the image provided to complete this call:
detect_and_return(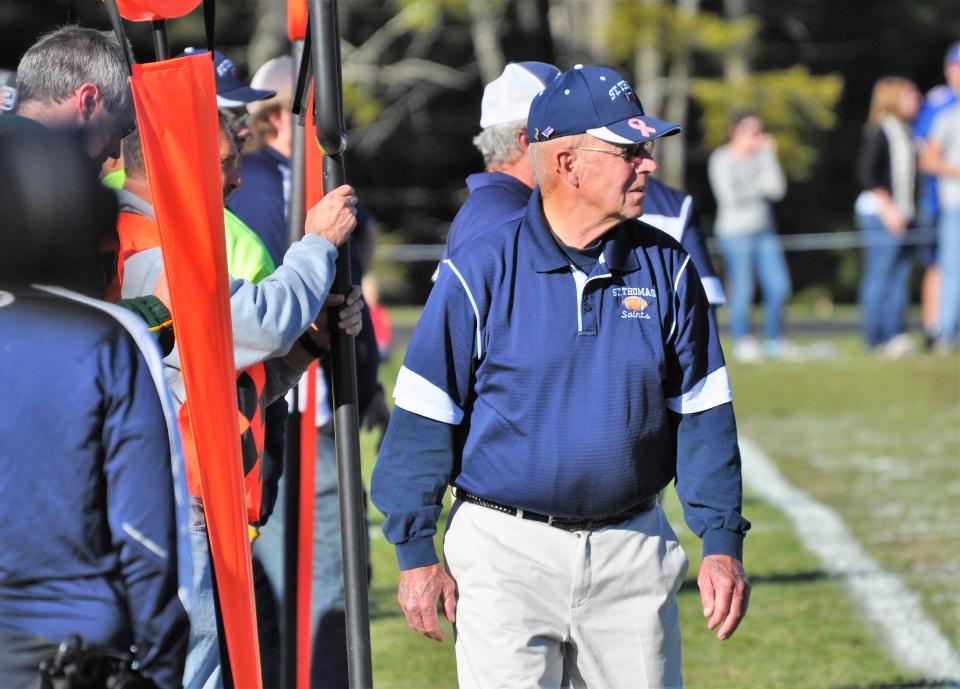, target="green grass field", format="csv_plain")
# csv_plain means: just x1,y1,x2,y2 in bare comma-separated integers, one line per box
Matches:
358,313,959,689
